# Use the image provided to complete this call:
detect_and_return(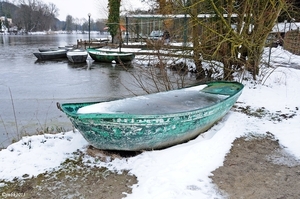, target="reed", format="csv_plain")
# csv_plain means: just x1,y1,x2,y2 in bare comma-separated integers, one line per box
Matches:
0,87,67,149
